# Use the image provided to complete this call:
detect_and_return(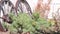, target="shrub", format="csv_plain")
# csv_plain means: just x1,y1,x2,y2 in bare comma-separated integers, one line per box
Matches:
3,12,53,34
